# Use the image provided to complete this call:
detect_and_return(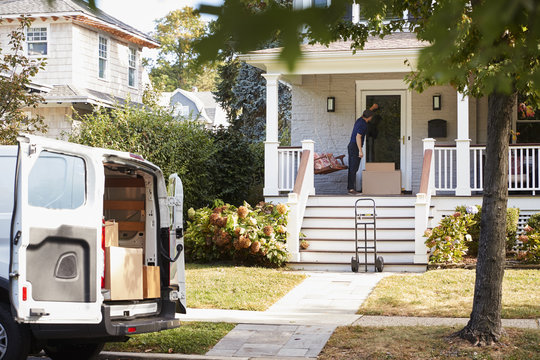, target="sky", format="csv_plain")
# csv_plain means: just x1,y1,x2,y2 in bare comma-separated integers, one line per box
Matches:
96,0,223,34
96,0,223,60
